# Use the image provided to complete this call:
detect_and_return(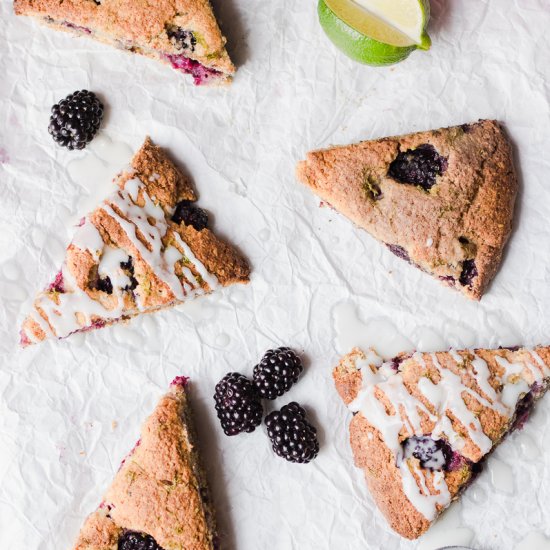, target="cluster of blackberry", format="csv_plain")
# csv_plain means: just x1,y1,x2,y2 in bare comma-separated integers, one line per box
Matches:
213,347,319,464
